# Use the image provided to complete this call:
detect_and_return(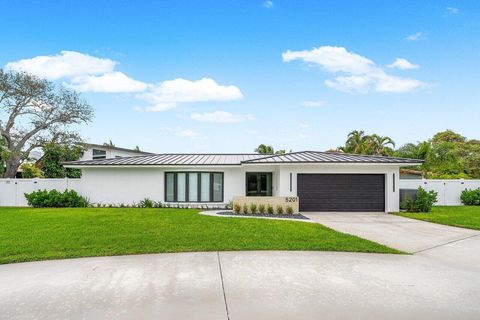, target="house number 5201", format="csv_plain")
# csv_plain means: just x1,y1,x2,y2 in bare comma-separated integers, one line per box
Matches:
285,197,297,202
